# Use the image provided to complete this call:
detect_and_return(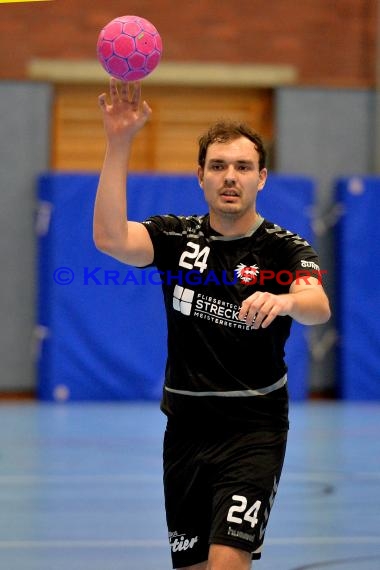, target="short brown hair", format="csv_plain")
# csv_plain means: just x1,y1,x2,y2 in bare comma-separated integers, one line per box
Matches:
198,120,267,171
